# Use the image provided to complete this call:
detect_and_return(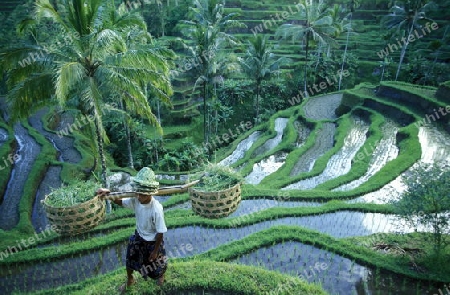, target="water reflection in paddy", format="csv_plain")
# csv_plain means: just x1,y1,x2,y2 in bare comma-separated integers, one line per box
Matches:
234,241,440,295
